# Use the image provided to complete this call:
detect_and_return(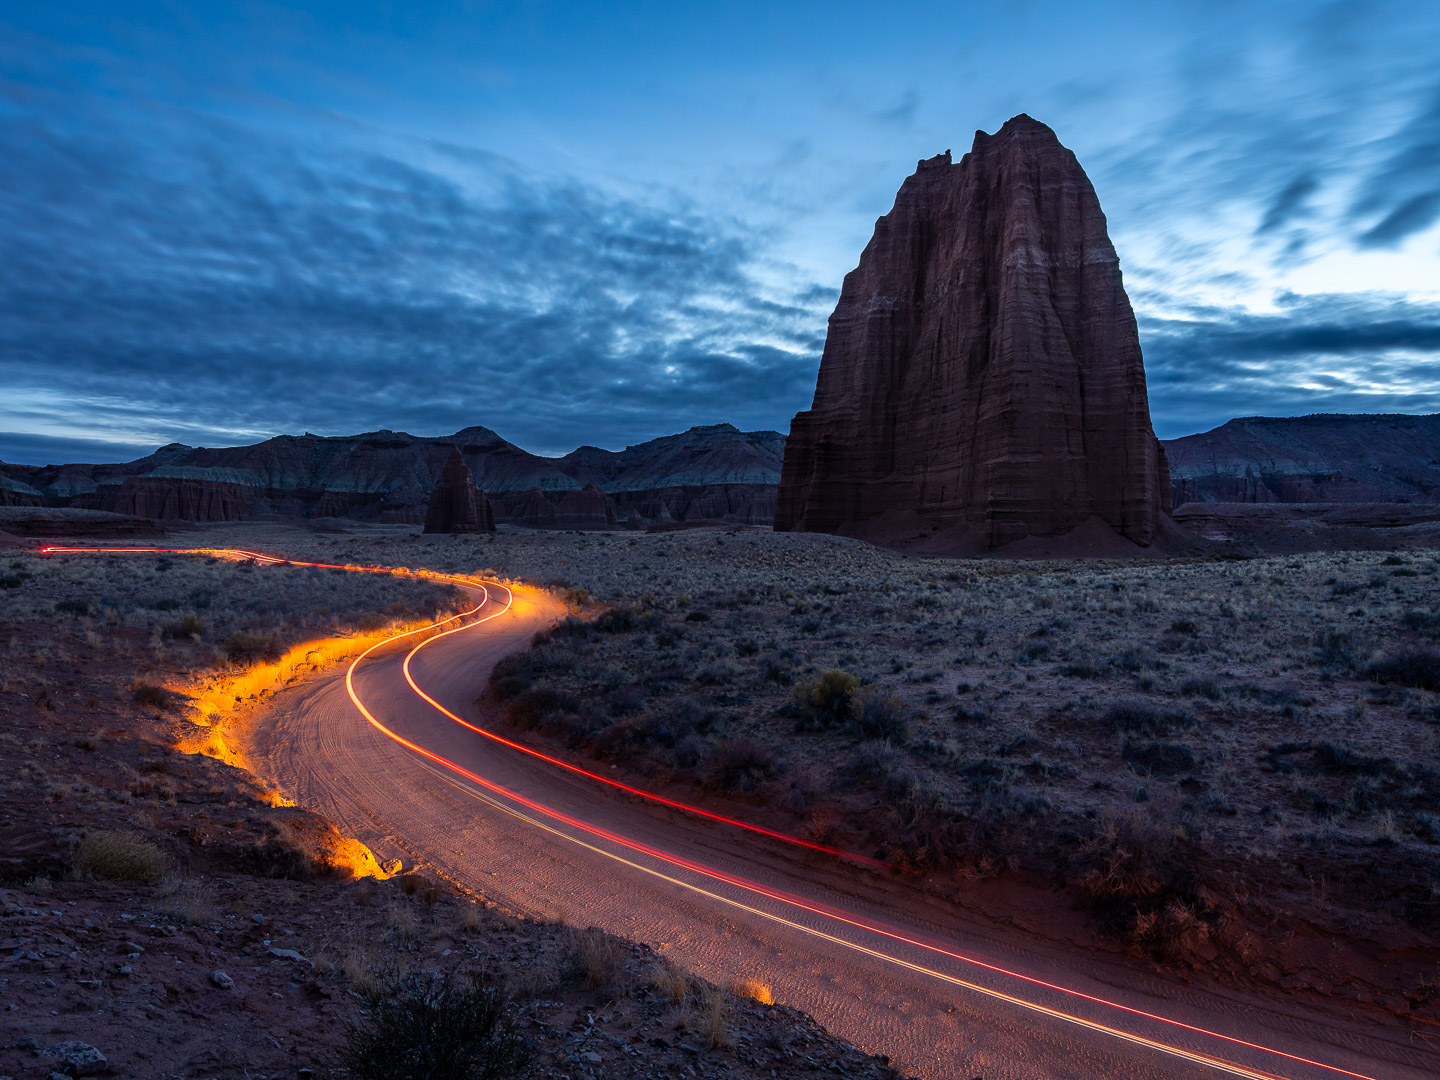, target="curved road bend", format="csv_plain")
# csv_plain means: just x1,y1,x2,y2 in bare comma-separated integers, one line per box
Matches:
245,580,1435,1080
